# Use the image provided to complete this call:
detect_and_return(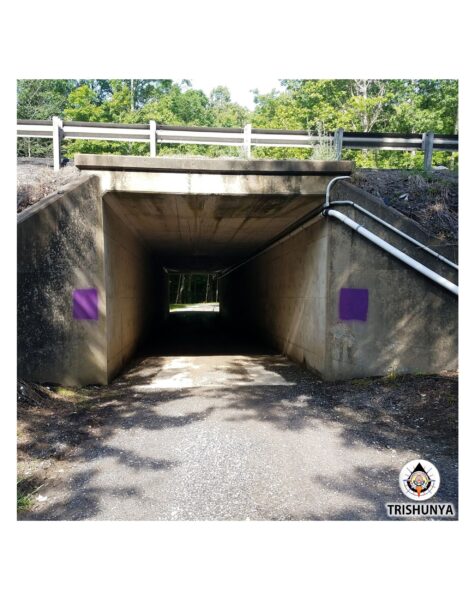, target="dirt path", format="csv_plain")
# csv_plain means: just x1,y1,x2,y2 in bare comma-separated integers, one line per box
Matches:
18,316,458,520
